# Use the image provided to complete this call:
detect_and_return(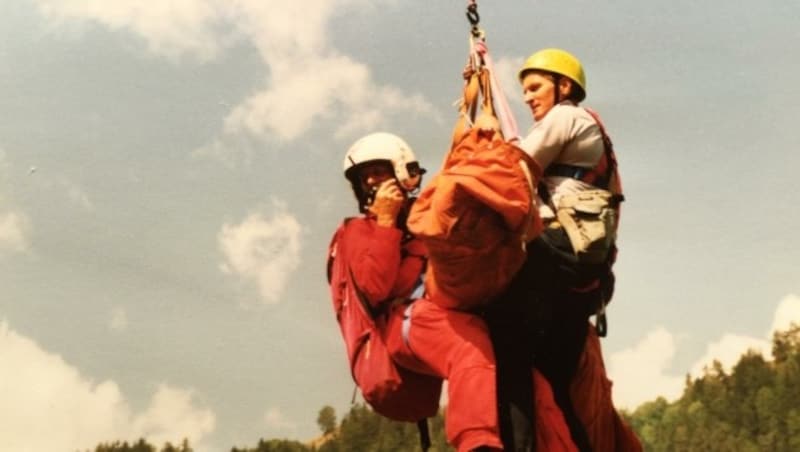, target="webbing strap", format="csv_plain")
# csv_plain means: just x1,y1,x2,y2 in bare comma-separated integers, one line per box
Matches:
583,107,621,194
540,109,621,195
348,267,386,320
546,163,589,181
518,159,536,250
401,303,413,349
417,419,431,451
472,41,519,141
